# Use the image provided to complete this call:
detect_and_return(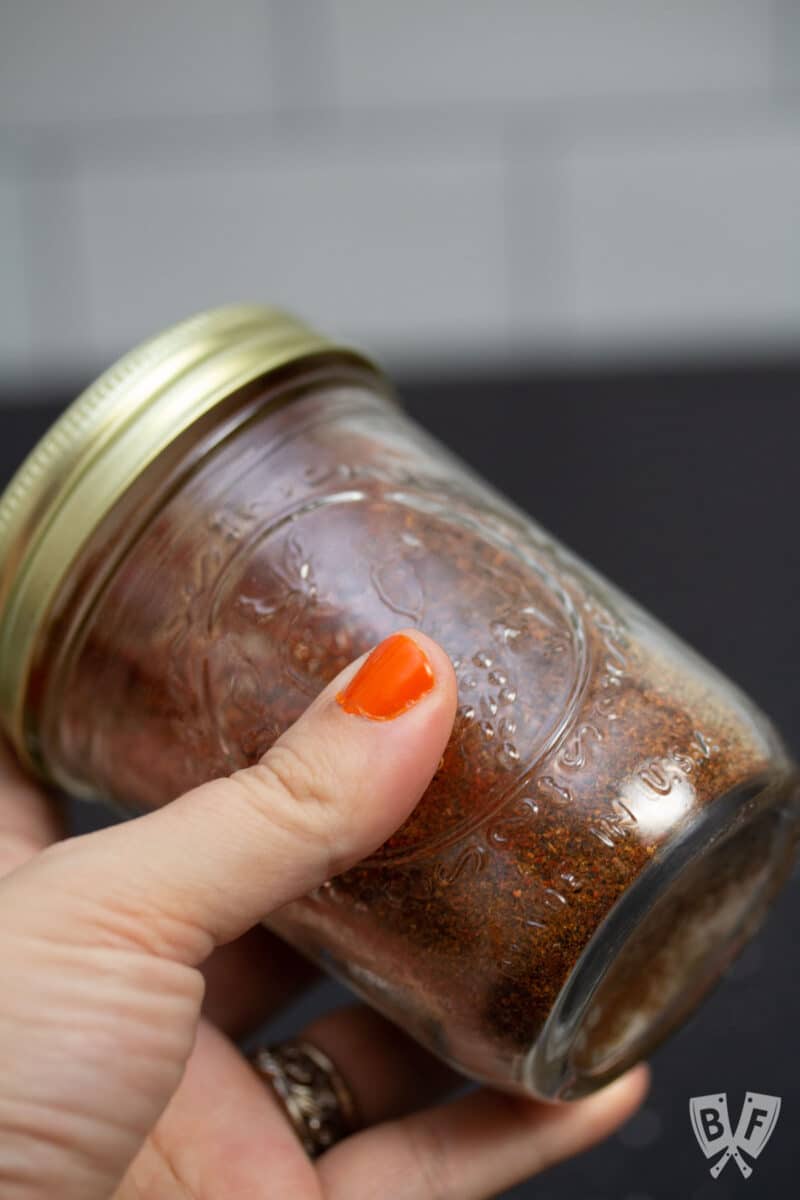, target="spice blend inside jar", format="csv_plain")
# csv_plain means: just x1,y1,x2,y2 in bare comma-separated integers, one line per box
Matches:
0,306,797,1099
